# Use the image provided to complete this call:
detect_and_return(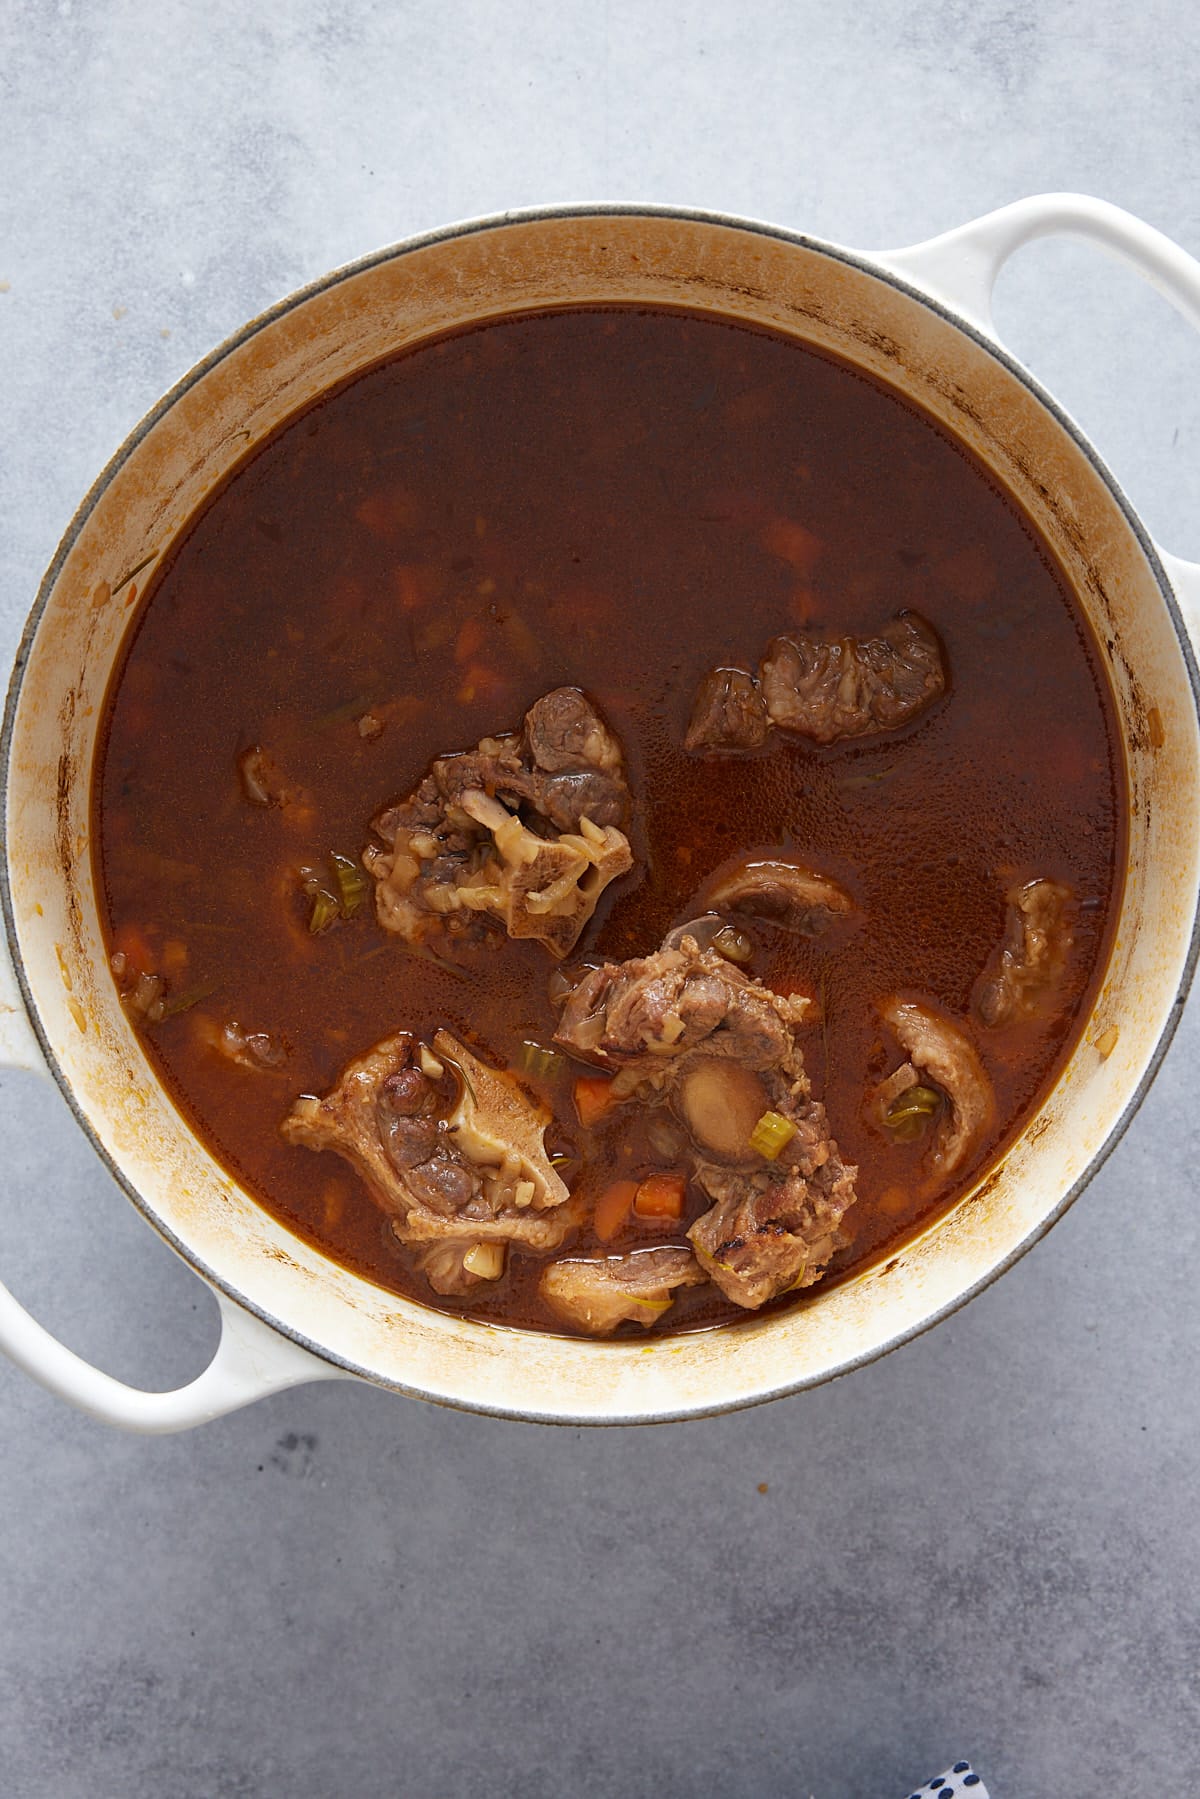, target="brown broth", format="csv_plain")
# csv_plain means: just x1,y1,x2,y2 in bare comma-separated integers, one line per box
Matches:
93,306,1125,1335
